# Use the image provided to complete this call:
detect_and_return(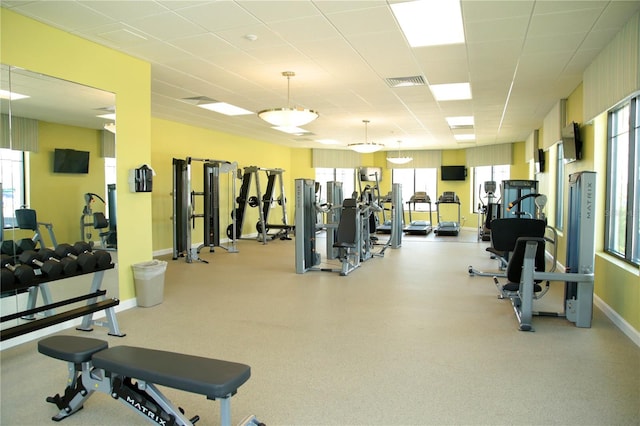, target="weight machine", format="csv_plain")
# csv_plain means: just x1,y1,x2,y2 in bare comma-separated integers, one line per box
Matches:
493,171,596,331
295,179,401,276
229,166,293,244
172,157,238,263
501,180,538,218
80,185,117,249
